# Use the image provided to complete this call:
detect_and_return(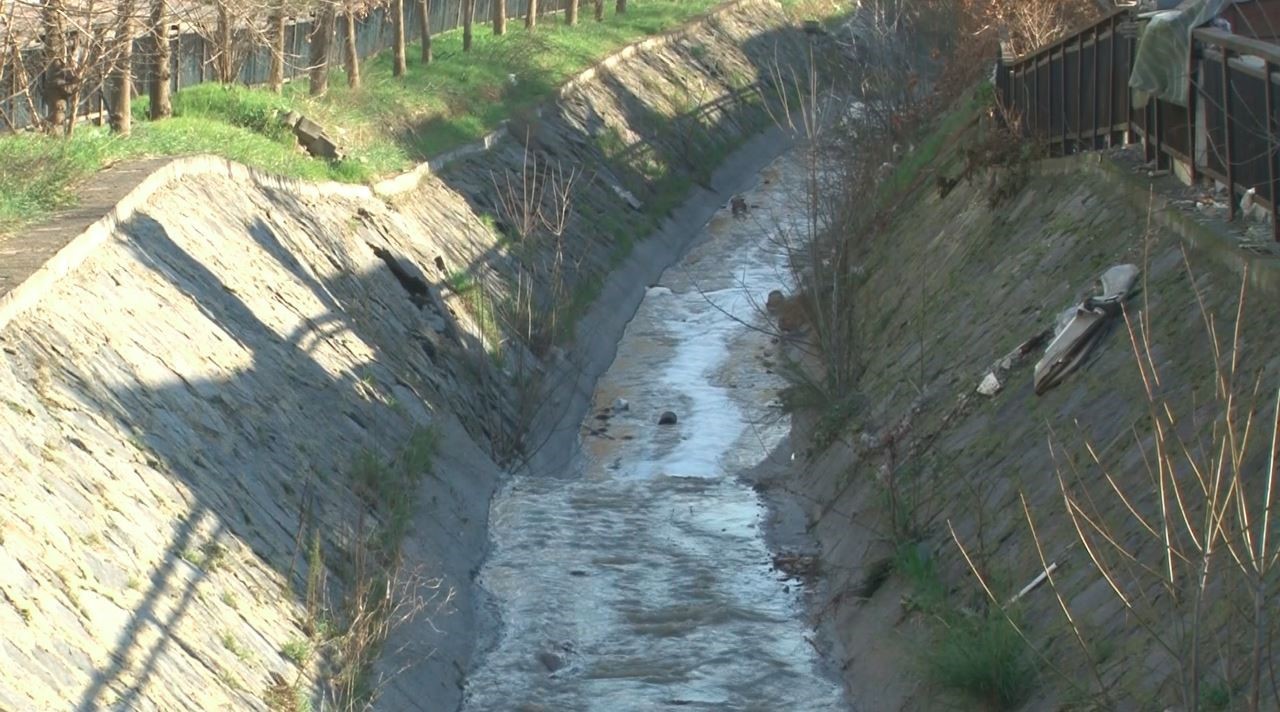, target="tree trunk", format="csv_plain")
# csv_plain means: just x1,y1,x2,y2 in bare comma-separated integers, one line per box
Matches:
593,0,602,22
41,0,69,132
565,0,576,25
391,0,406,76
343,8,360,88
267,5,285,91
614,0,624,14
148,0,171,119
525,0,536,29
493,0,505,35
418,0,432,63
308,1,336,96
215,0,233,83
462,0,473,49
110,0,135,135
